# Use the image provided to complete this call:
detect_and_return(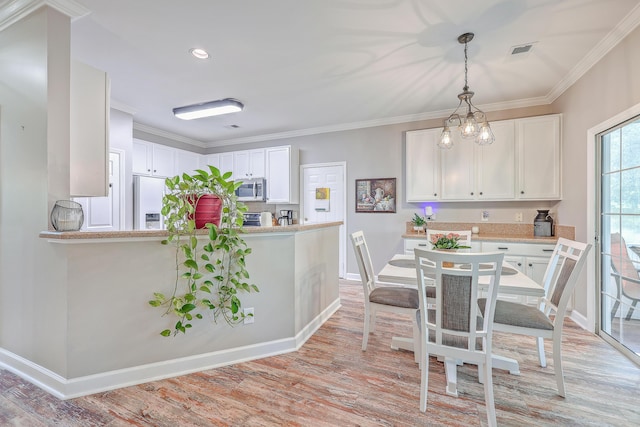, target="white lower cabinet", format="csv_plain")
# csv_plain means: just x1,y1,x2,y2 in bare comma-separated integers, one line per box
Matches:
482,241,555,305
